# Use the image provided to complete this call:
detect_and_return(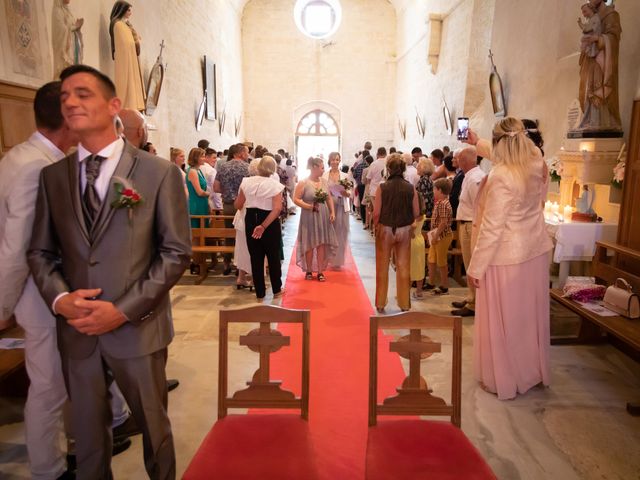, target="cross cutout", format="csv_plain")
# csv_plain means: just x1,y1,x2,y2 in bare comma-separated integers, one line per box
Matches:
390,329,441,390
239,322,290,385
